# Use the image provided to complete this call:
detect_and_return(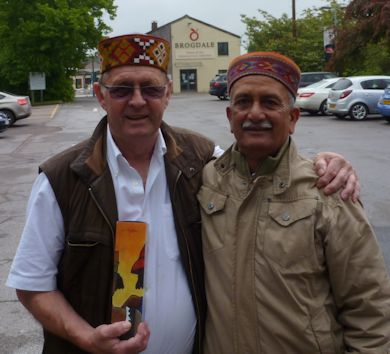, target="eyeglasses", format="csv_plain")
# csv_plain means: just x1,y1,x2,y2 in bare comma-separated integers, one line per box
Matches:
100,83,167,100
